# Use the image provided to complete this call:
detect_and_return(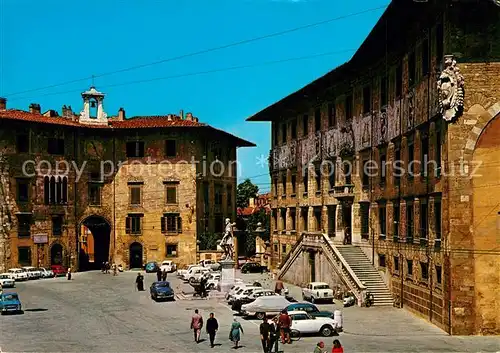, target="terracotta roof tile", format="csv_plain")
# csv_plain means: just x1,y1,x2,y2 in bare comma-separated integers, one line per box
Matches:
0,109,83,127
111,116,205,128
